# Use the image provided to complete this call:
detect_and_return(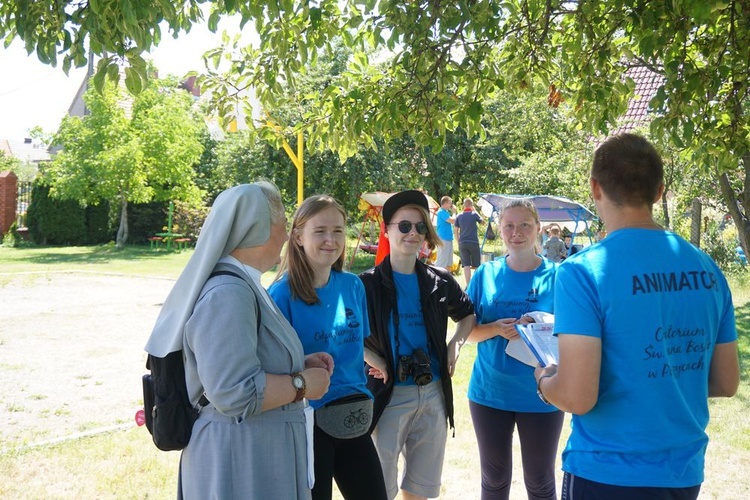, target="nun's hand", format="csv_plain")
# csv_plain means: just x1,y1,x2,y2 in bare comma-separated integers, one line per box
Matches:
305,352,334,375
301,368,331,400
